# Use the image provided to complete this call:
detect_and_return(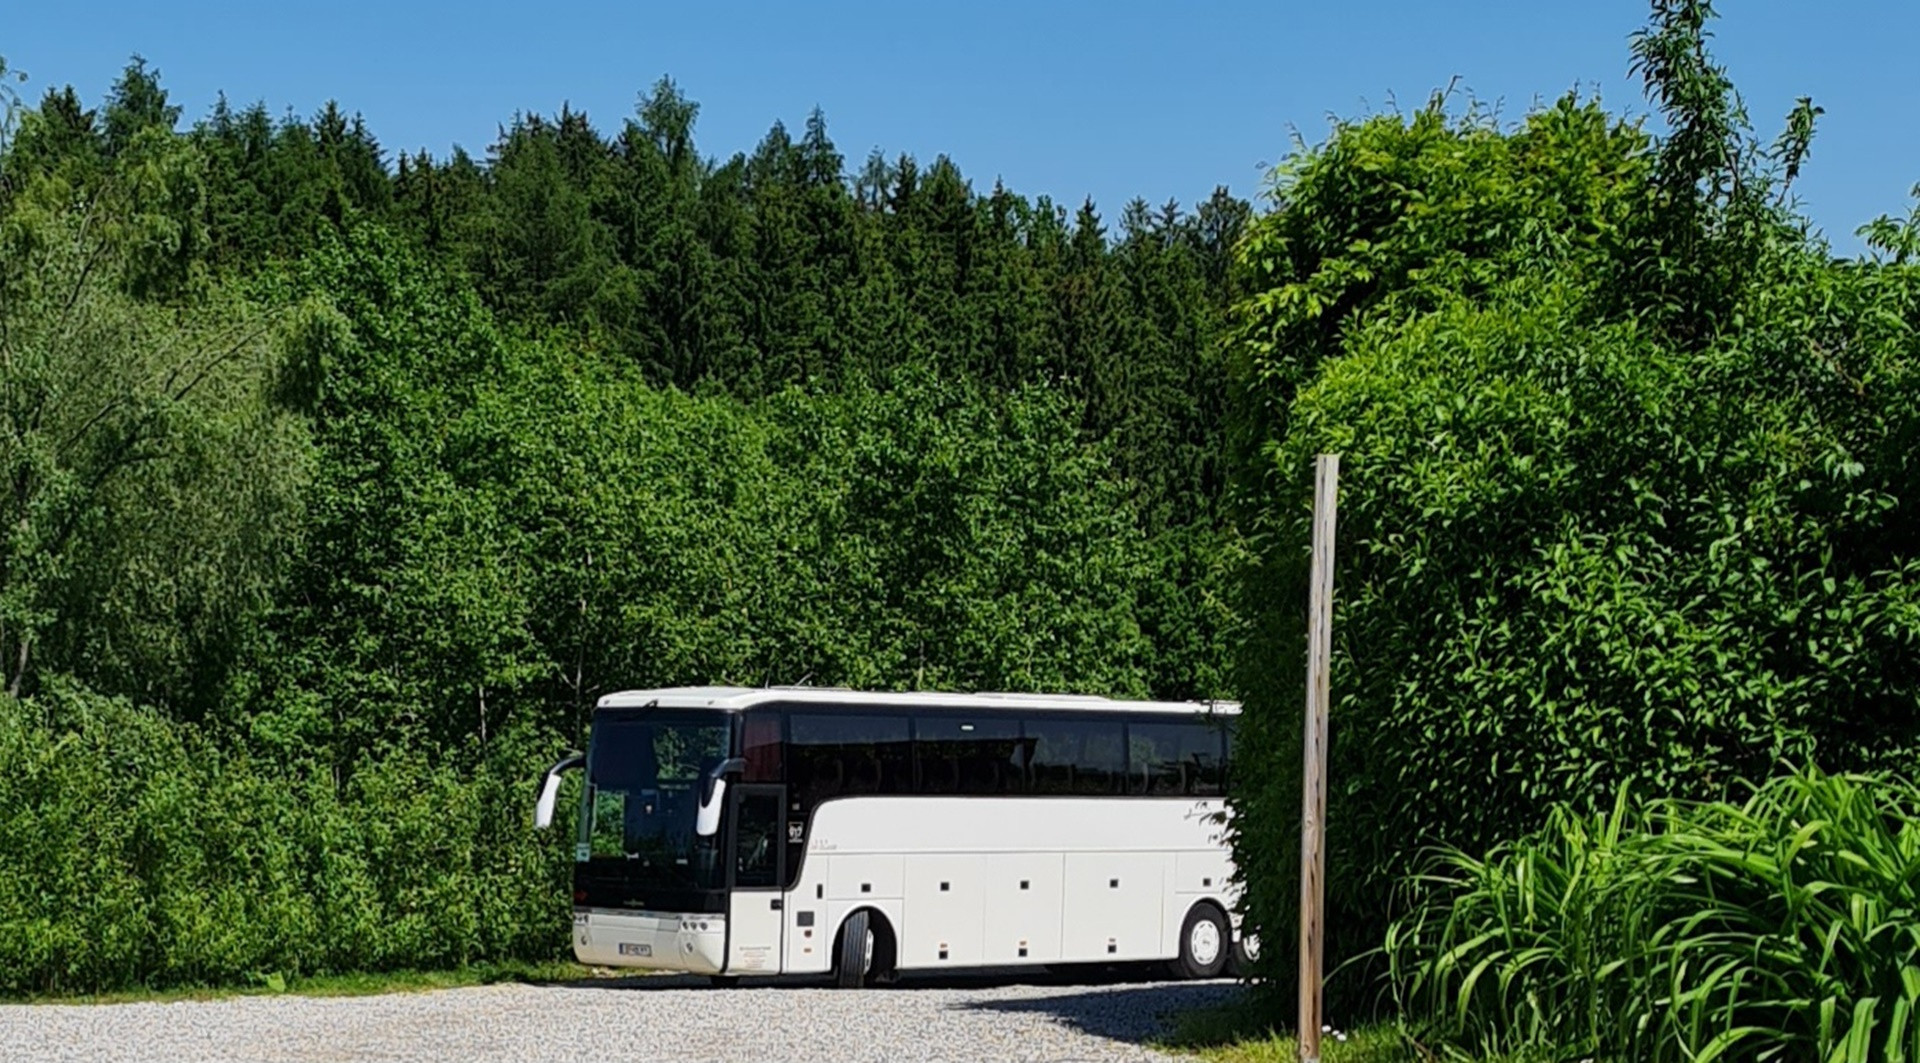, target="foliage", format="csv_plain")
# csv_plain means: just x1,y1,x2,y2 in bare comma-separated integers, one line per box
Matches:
0,686,573,996
257,228,1172,754
1223,0,1920,1004
1387,766,1920,1063
0,44,1242,994
0,166,308,713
